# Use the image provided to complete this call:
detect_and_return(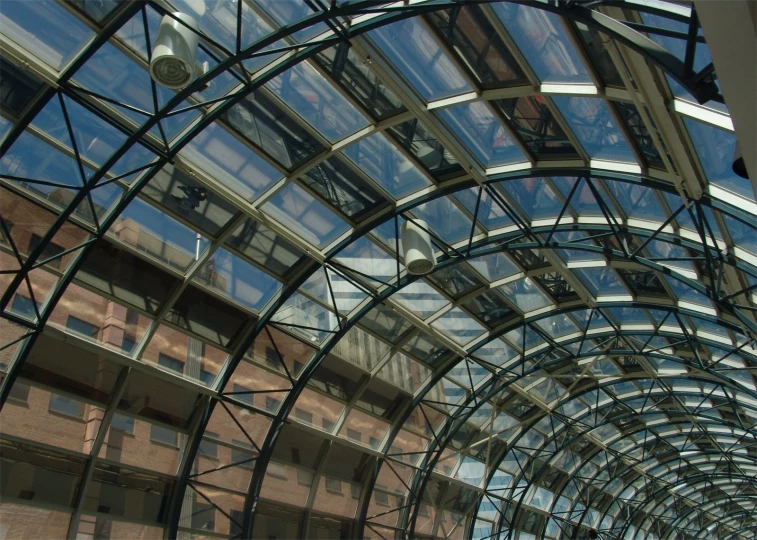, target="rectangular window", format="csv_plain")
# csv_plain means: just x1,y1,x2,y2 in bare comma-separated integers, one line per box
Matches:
265,396,281,413
296,468,313,486
293,360,304,376
191,499,215,531
294,408,313,425
375,490,389,506
10,295,36,319
230,509,244,538
233,383,254,407
322,418,336,433
351,483,361,499
198,432,219,458
369,436,380,450
264,346,279,369
346,428,361,443
49,393,84,418
150,424,178,446
158,353,184,375
325,477,342,494
66,316,99,339
231,439,255,469
28,233,64,269
266,461,288,480
8,380,30,403
199,369,215,386
111,412,135,434
121,336,137,354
